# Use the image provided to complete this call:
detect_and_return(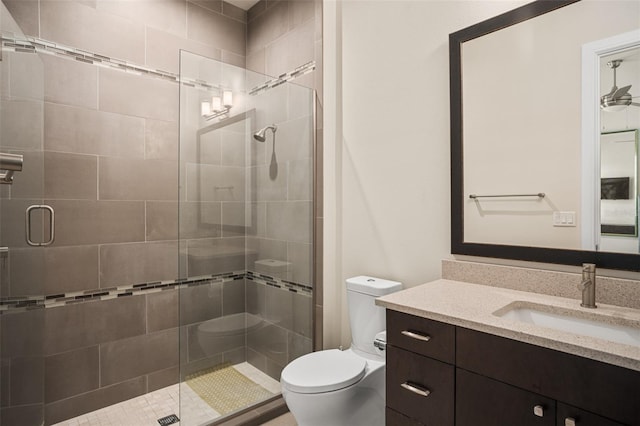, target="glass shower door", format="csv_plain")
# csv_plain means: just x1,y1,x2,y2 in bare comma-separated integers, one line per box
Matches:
0,3,47,425
178,50,315,425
